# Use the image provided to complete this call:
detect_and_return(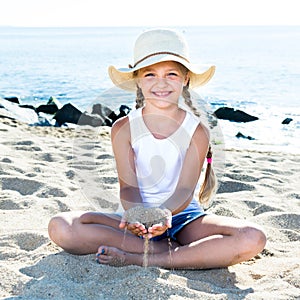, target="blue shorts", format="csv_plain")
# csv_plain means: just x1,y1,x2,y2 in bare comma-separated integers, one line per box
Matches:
151,199,206,242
